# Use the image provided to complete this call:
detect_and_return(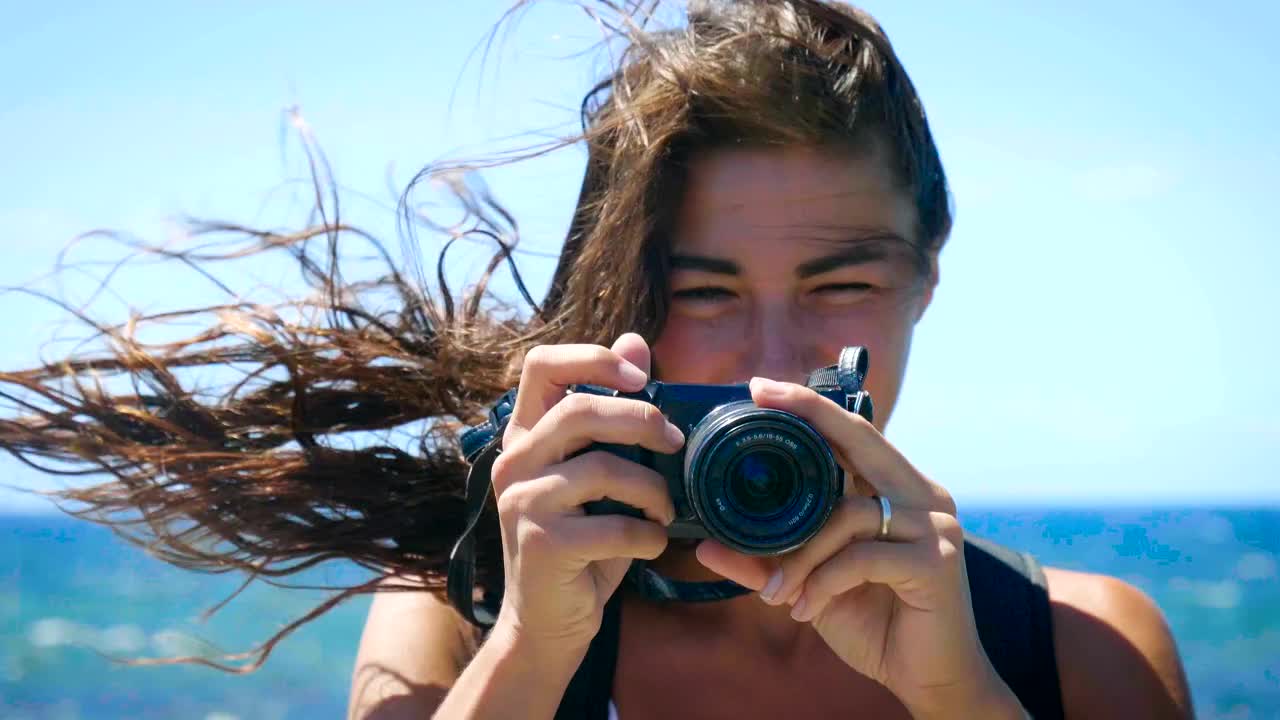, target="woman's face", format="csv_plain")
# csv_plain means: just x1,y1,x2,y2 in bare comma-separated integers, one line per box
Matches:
652,144,936,432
